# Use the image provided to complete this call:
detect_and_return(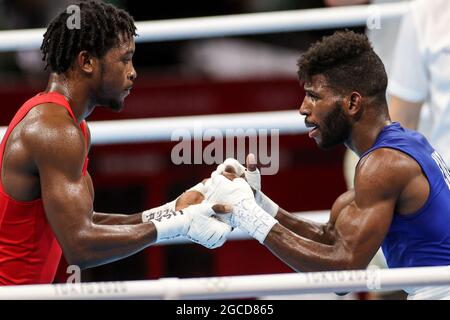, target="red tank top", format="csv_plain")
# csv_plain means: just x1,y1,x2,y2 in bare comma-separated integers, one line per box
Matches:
0,92,89,285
